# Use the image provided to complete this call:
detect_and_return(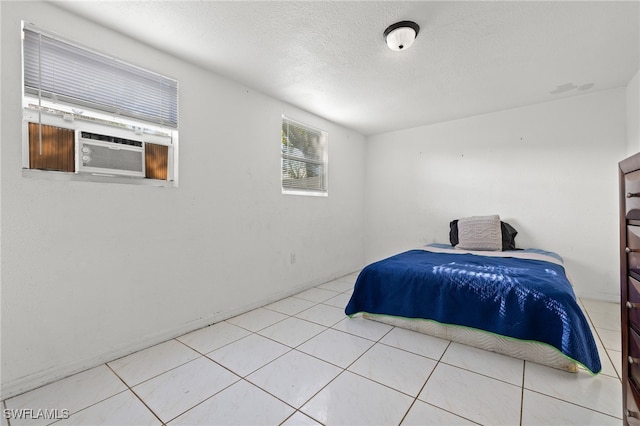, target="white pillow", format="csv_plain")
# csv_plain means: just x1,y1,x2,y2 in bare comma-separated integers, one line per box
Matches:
456,215,502,251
